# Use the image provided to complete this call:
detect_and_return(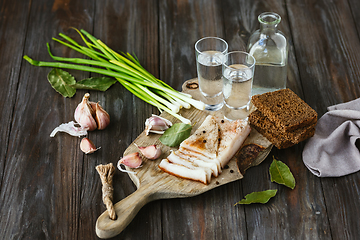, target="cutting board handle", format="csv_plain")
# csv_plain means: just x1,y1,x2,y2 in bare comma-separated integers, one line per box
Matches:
96,183,156,239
